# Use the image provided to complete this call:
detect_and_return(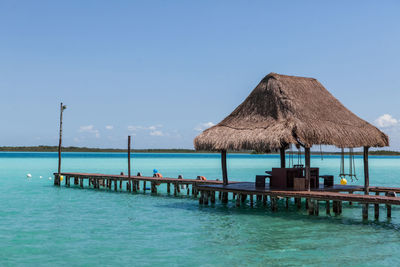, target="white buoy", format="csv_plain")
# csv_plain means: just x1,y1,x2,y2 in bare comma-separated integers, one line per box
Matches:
27,174,32,178
39,176,43,179
49,177,52,180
